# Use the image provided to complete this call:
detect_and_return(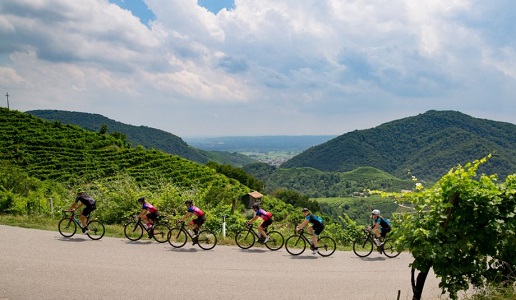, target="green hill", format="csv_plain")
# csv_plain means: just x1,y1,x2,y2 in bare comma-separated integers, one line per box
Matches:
0,108,244,190
280,110,516,181
26,110,255,167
